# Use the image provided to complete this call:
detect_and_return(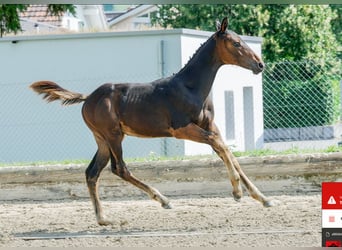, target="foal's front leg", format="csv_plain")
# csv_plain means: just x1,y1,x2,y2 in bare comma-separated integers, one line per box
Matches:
210,123,274,207
173,122,274,206
172,123,243,202
226,149,275,207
